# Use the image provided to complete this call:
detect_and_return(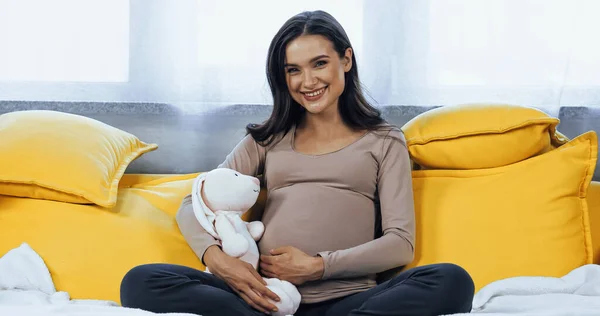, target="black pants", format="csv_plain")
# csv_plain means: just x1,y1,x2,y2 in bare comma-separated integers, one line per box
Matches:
120,263,474,316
